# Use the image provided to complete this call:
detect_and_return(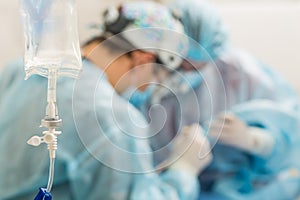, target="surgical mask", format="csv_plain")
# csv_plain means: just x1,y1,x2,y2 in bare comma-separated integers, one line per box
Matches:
180,70,203,92
121,85,155,108
151,70,203,104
